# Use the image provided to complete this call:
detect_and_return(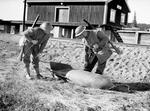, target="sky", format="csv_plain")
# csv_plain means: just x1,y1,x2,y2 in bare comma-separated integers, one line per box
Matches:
0,0,150,24
127,0,150,24
0,0,24,21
